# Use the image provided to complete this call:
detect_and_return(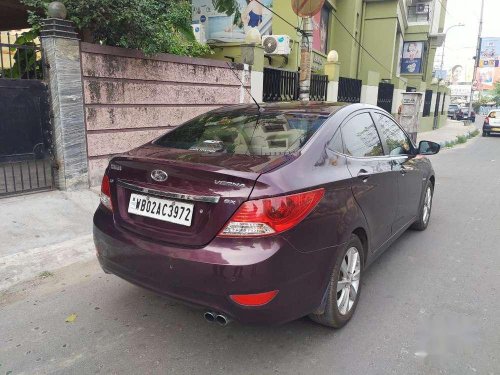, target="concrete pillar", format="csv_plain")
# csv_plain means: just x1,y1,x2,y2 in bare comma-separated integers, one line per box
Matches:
41,18,89,190
324,60,340,102
360,70,380,105
391,77,407,118
241,44,265,103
